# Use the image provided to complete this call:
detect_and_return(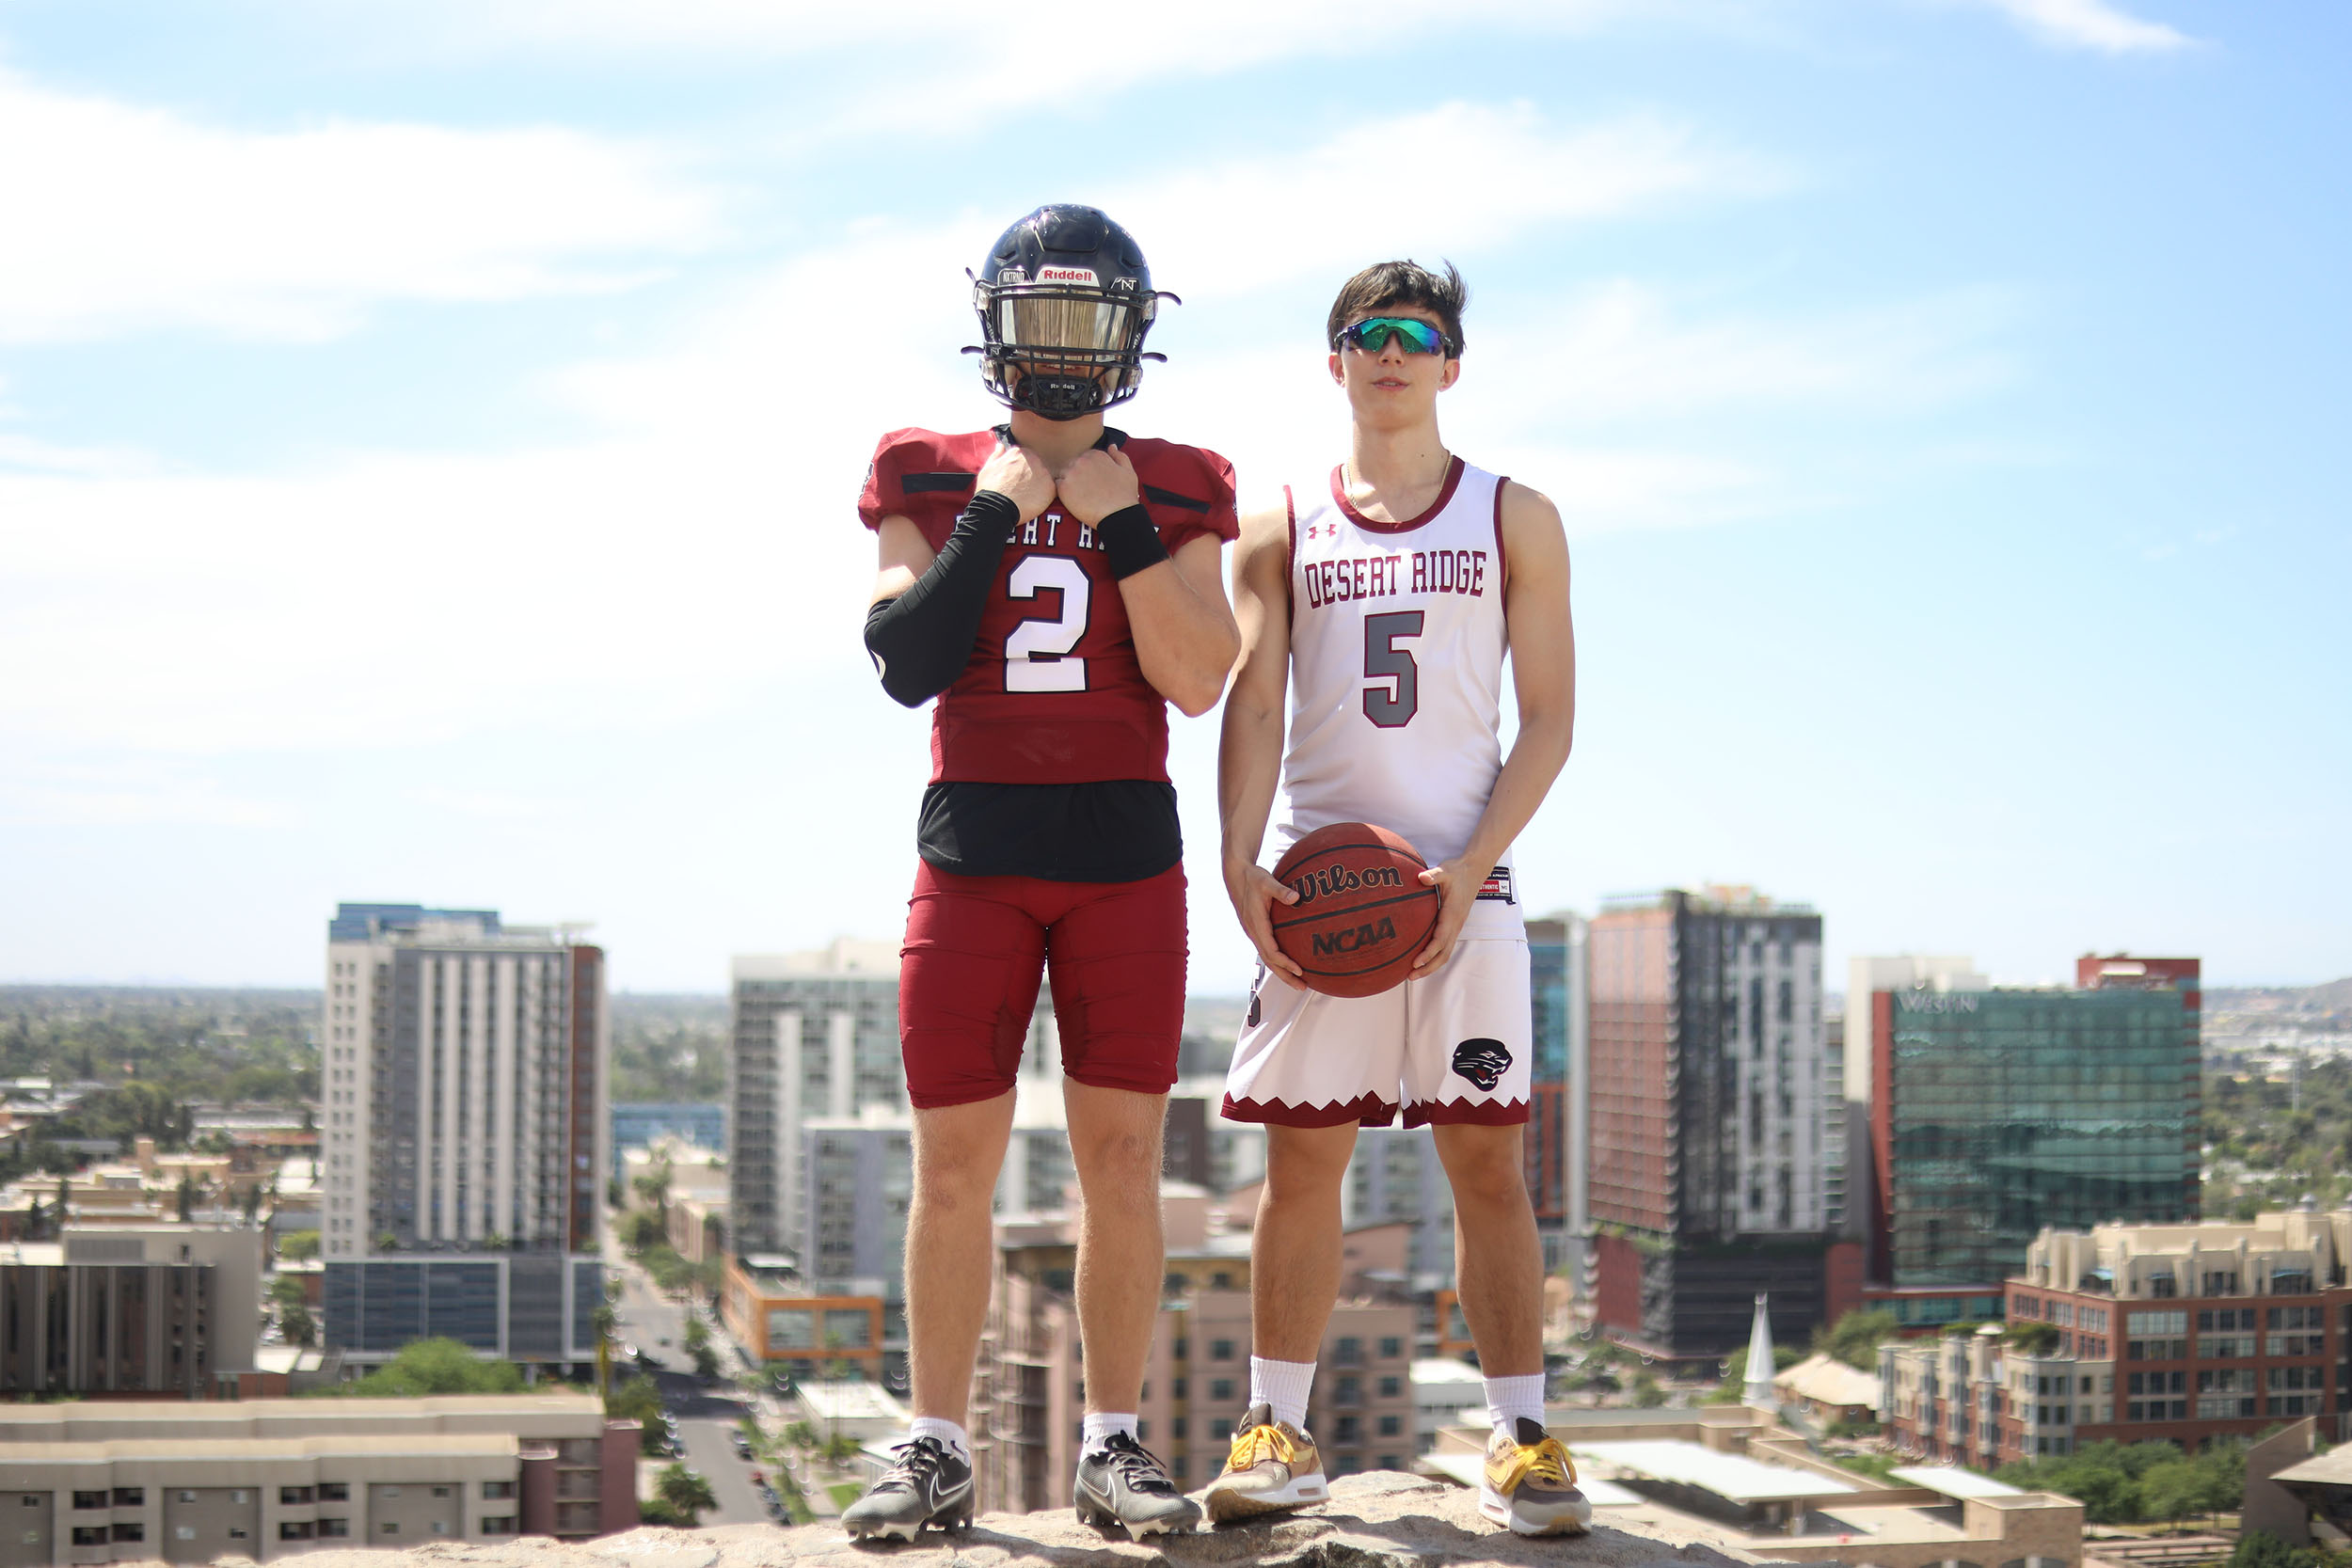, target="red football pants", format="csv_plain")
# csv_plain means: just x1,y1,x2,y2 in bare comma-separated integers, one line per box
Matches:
898,860,1187,1108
